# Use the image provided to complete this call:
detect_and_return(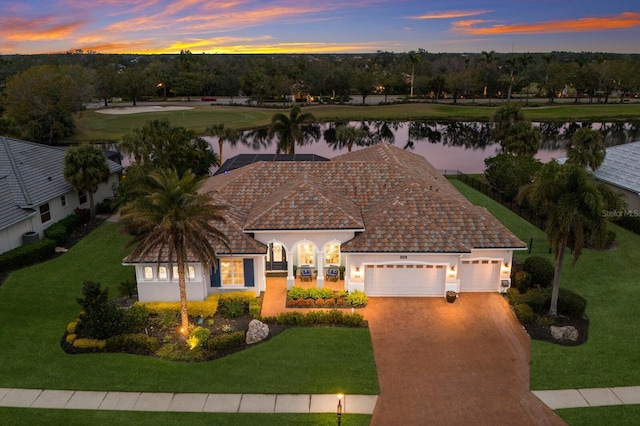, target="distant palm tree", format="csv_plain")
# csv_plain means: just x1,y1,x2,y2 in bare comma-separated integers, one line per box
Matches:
120,169,229,335
269,105,316,154
64,144,110,219
206,123,239,165
335,125,368,152
519,162,606,316
566,128,606,171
